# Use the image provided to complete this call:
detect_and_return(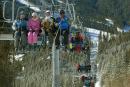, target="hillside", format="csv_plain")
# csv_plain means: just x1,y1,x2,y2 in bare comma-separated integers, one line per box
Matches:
97,32,130,87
